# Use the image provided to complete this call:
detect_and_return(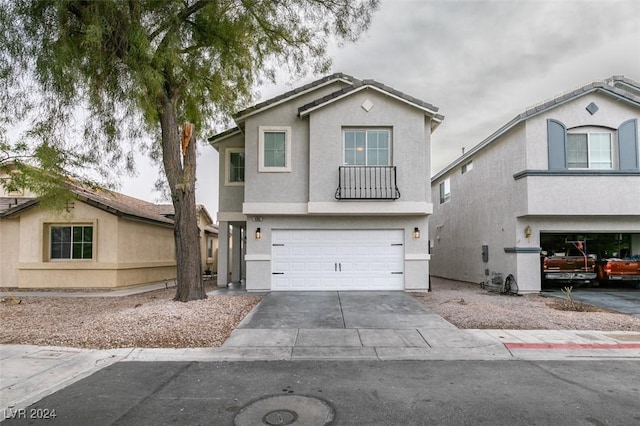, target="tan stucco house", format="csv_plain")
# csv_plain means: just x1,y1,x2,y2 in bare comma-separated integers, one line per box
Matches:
0,170,218,289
